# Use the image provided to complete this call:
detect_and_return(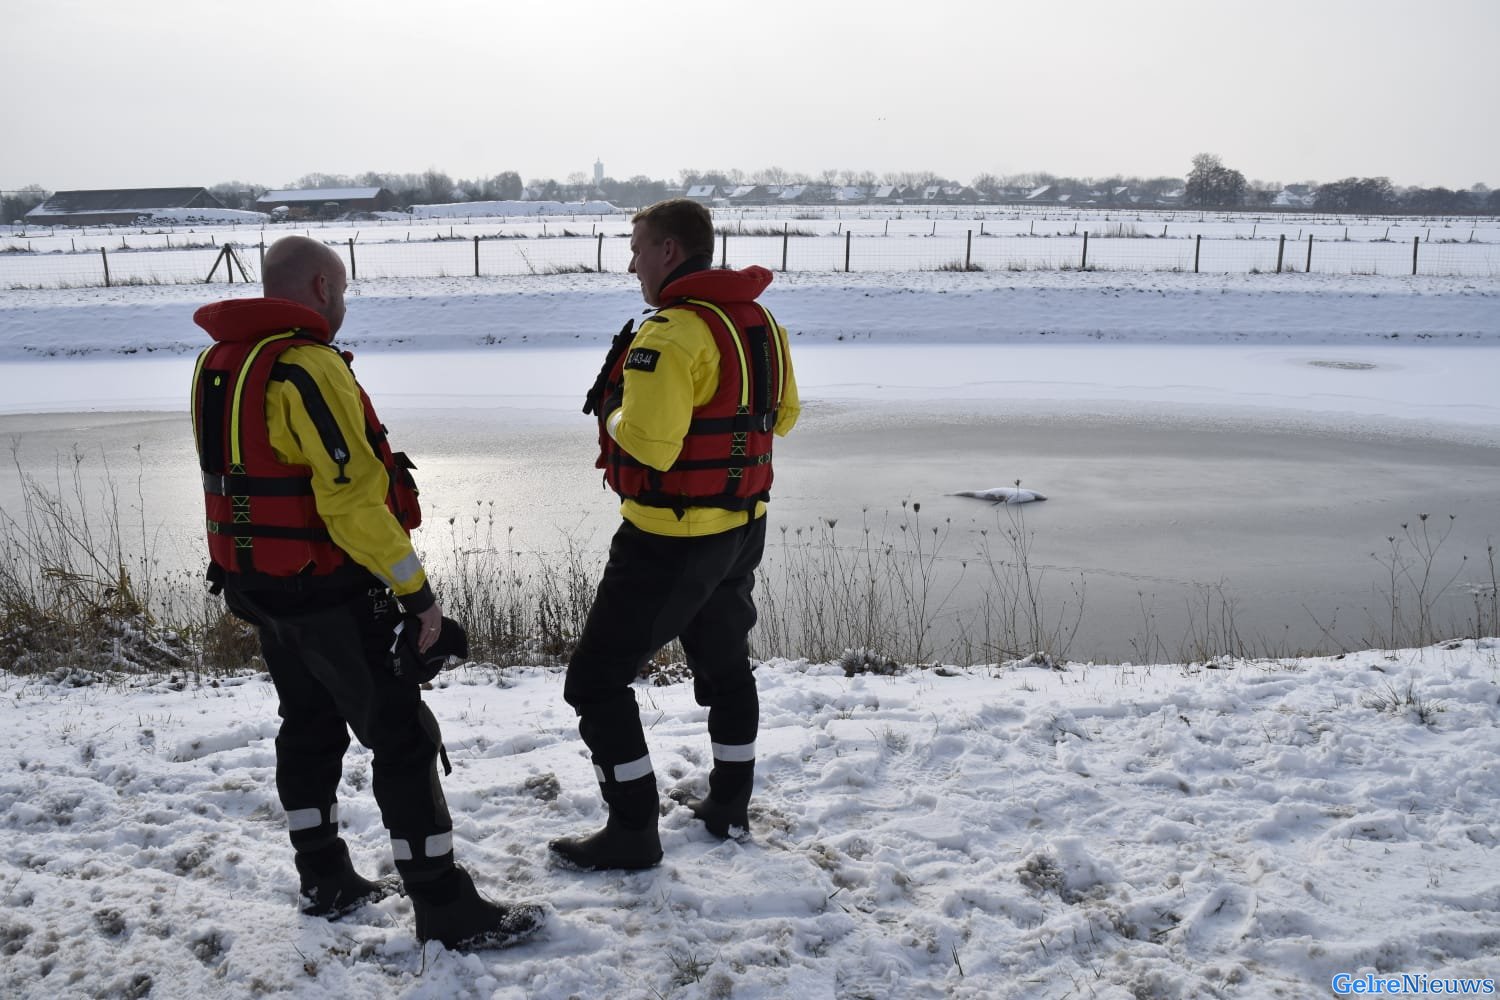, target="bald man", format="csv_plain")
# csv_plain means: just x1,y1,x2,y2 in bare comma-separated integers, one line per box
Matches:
191,236,541,951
